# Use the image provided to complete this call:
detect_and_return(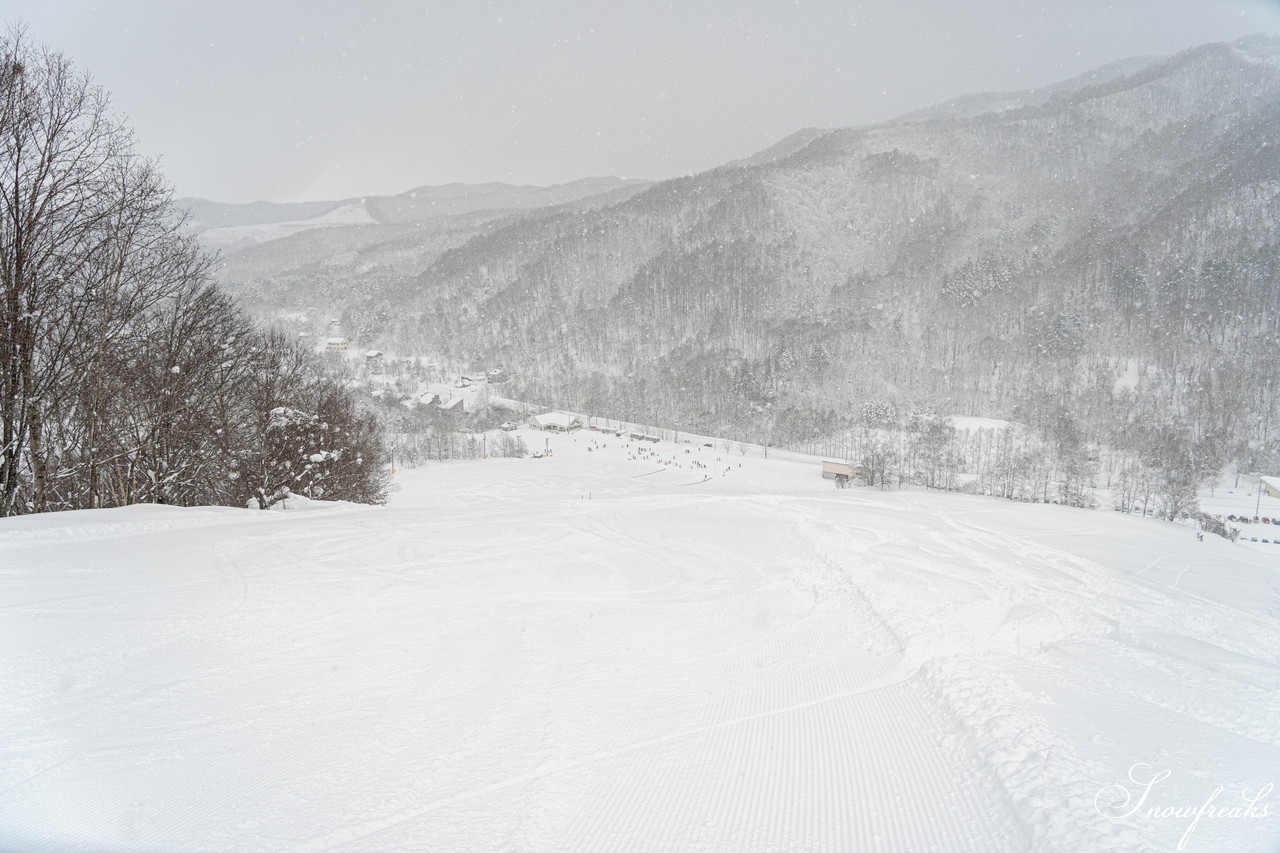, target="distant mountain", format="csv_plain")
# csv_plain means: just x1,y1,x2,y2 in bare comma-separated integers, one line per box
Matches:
189,176,651,307
216,37,1280,464
181,197,344,233
364,177,652,223
182,175,651,272
182,176,647,233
